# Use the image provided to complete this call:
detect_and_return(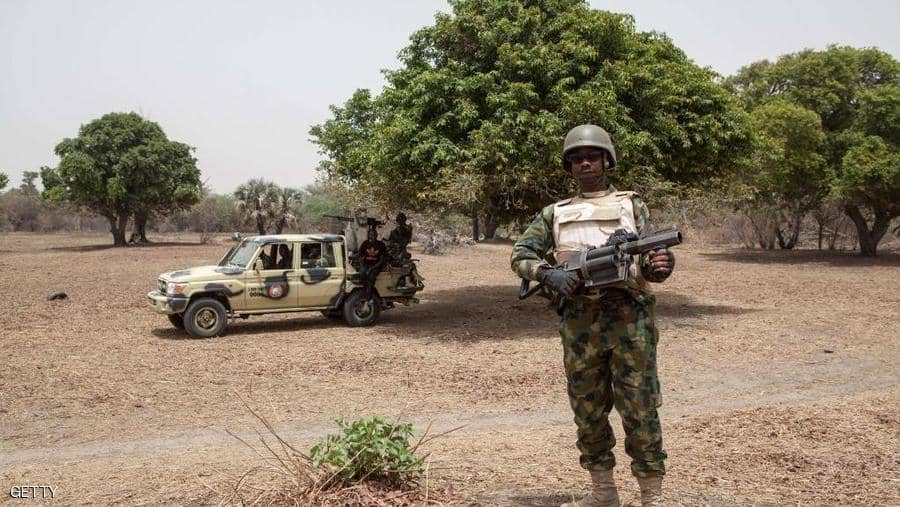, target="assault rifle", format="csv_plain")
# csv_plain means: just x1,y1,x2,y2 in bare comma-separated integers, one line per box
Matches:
323,215,386,230
323,214,354,222
518,226,683,300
